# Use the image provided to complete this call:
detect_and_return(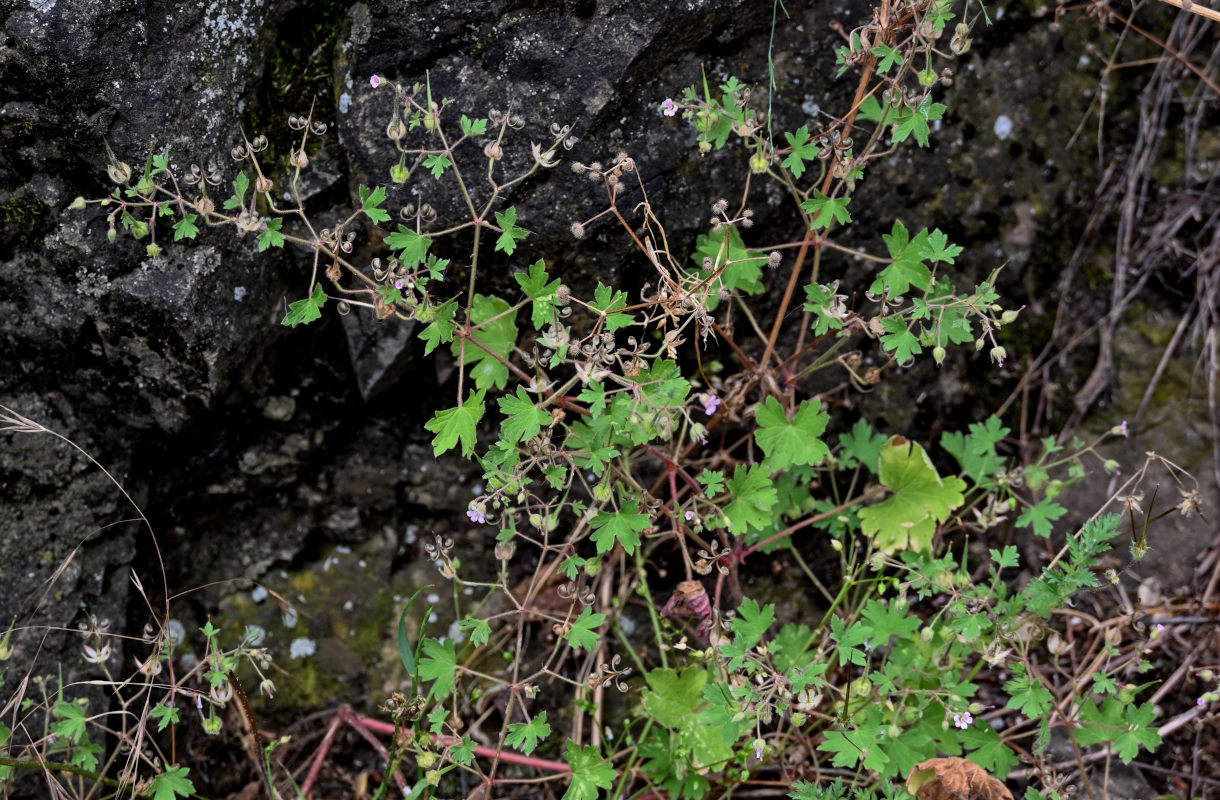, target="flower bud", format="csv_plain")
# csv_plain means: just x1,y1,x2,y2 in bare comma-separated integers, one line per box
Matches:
146,243,162,258
417,752,437,768
1103,459,1118,474
425,769,442,786
129,220,150,239
989,346,1006,365
932,345,946,365
107,226,117,243
1001,309,1020,324
69,196,87,211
